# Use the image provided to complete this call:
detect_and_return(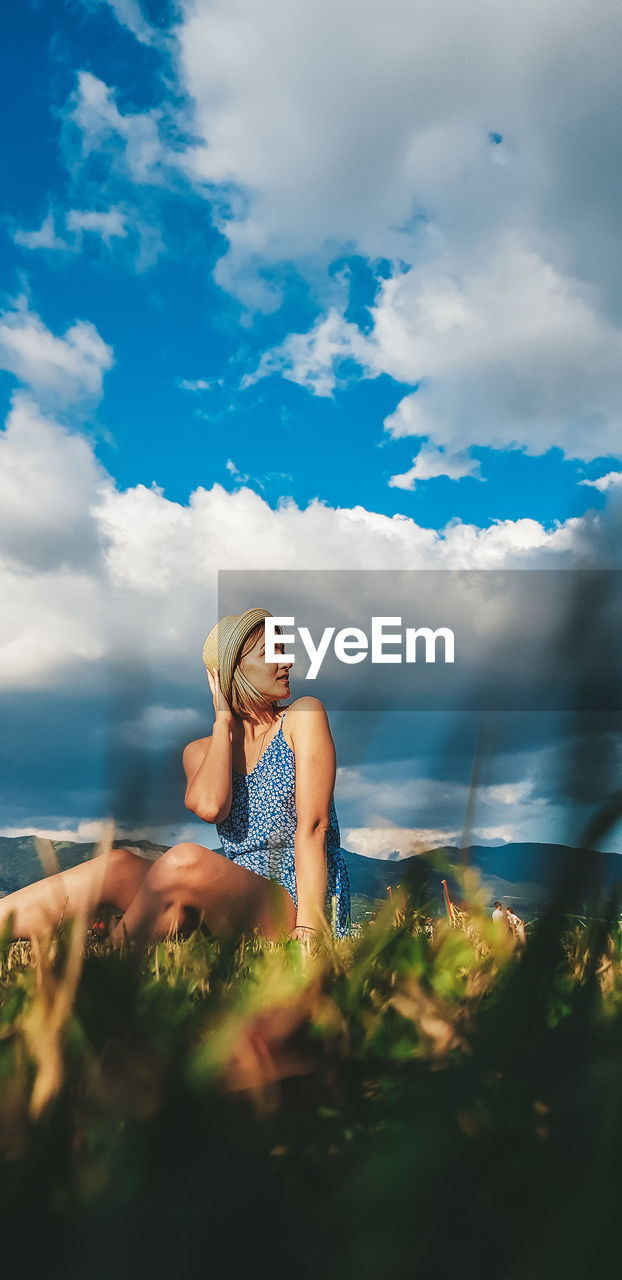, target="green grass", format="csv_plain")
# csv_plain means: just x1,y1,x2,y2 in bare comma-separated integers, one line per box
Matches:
1,875,622,1279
